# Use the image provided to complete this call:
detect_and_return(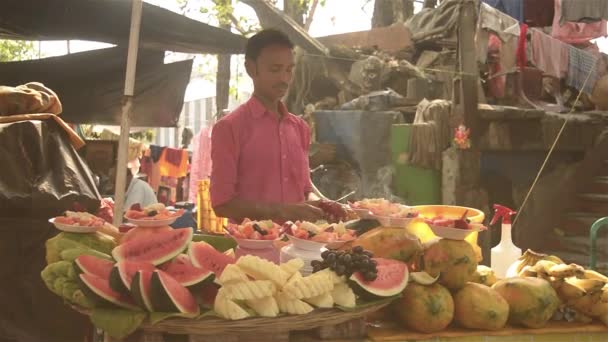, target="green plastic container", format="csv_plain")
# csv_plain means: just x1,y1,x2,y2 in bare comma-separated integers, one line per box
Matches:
391,124,441,205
